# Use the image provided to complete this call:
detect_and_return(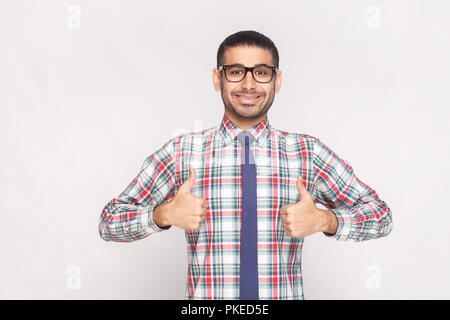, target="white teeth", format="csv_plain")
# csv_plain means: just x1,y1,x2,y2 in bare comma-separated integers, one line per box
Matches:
238,95,259,99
